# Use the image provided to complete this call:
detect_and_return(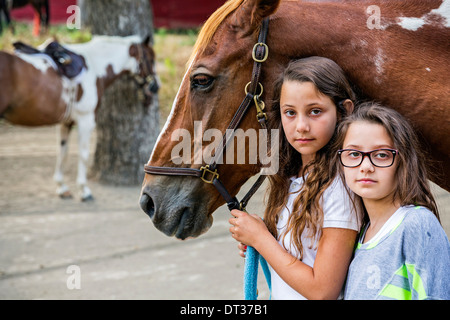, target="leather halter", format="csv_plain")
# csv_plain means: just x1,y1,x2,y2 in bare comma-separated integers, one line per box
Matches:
144,18,270,212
